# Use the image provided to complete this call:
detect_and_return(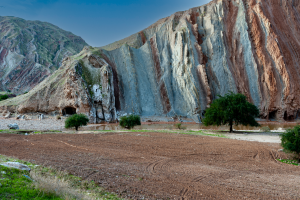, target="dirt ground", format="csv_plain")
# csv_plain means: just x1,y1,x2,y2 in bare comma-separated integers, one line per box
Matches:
0,132,300,199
